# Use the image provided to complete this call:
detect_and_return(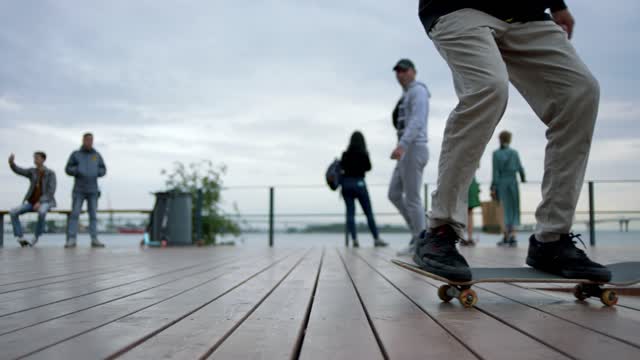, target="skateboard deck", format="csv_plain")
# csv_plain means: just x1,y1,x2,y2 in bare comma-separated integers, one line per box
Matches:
392,260,640,307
